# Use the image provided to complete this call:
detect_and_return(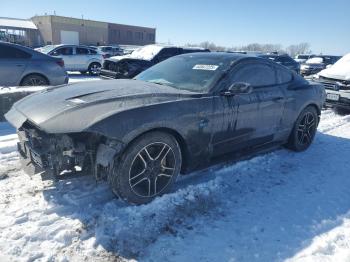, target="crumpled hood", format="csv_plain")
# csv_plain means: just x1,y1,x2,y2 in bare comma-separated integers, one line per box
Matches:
5,79,195,132
319,64,350,81
108,54,133,62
